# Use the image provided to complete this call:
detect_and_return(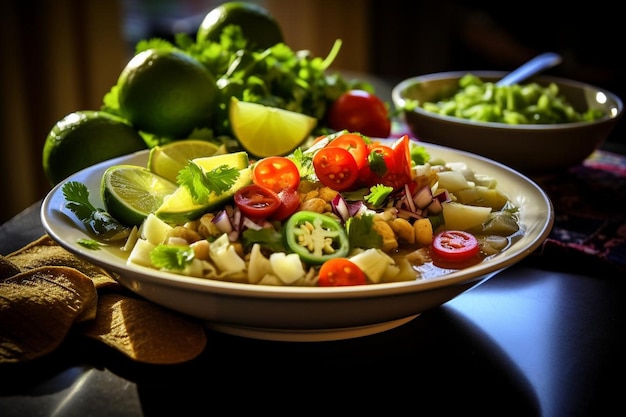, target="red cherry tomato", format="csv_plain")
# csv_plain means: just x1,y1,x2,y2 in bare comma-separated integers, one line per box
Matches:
327,133,369,170
252,156,300,192
313,146,359,191
327,90,391,138
270,187,301,221
234,184,280,219
431,230,480,263
384,135,413,190
318,258,367,287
